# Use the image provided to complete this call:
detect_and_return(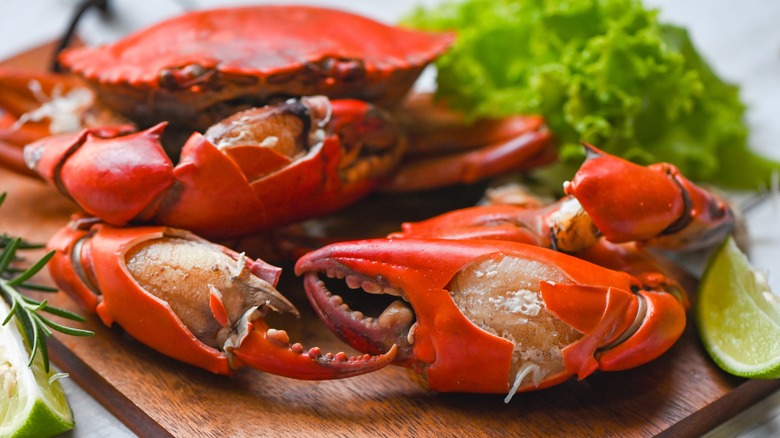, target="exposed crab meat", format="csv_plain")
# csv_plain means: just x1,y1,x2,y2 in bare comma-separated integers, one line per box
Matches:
448,256,582,395
545,197,599,253
205,96,332,155
125,236,296,350
0,68,128,147
13,80,95,135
